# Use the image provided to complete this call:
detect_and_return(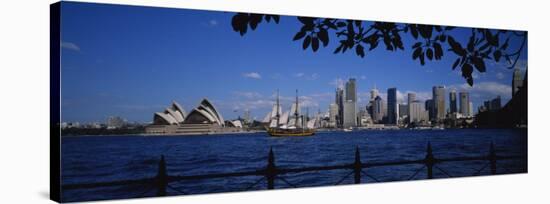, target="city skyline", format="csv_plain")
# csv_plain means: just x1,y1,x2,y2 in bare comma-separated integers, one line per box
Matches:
60,2,527,123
